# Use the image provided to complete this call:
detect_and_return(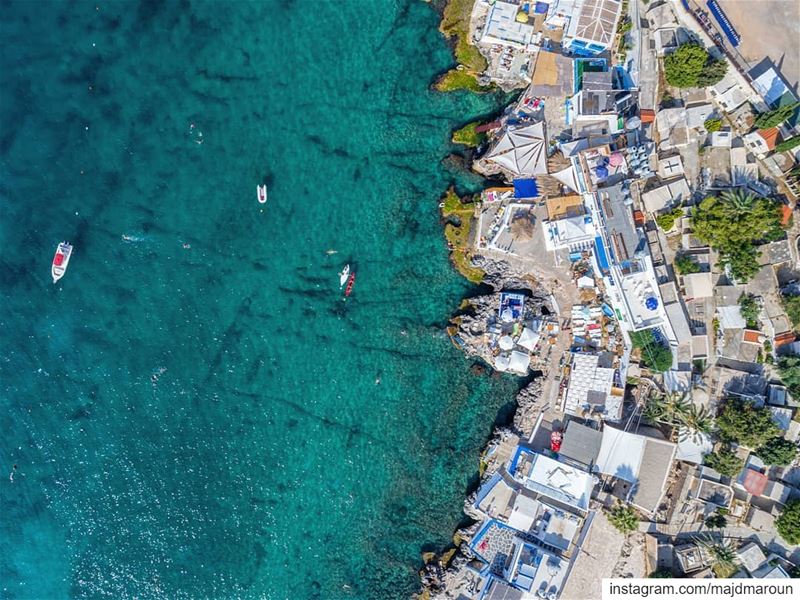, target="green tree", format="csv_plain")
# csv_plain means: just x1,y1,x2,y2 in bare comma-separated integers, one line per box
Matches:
648,568,672,578
696,58,728,87
664,43,710,88
675,253,701,274
754,102,800,129
756,437,798,466
776,499,800,545
781,294,800,330
778,356,800,397
608,502,639,534
703,117,723,132
704,446,744,477
691,191,785,282
716,398,781,448
738,293,761,329
630,329,673,372
704,513,728,529
775,136,800,153
656,206,683,231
